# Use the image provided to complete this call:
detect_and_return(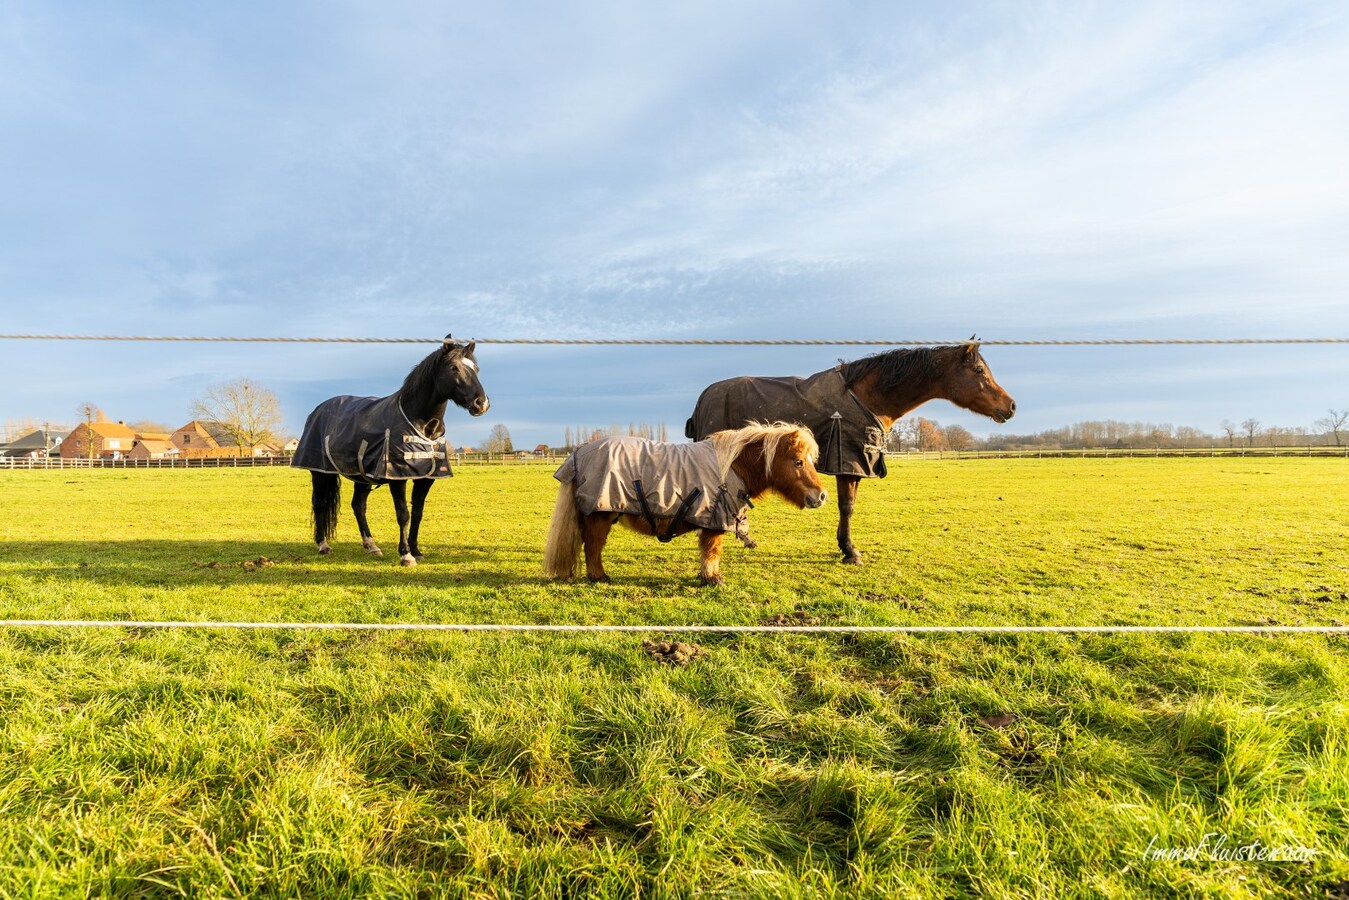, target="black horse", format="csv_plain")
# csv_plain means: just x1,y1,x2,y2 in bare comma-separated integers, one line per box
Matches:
686,342,1015,565
291,335,489,565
